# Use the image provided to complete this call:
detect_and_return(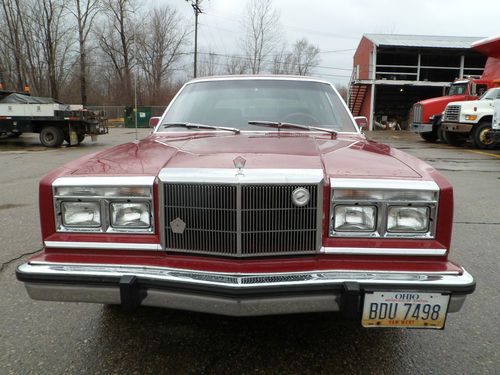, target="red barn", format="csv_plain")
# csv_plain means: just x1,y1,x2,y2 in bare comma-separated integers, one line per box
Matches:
349,34,486,129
